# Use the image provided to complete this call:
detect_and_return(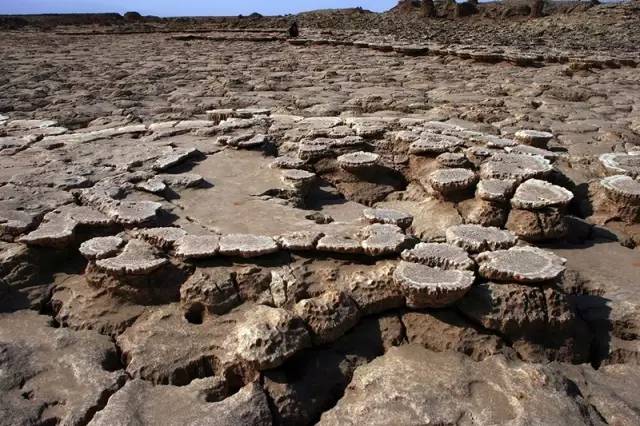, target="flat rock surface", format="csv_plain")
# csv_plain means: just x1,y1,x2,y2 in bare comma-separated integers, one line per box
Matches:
393,260,475,308
511,179,574,209
446,224,518,253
